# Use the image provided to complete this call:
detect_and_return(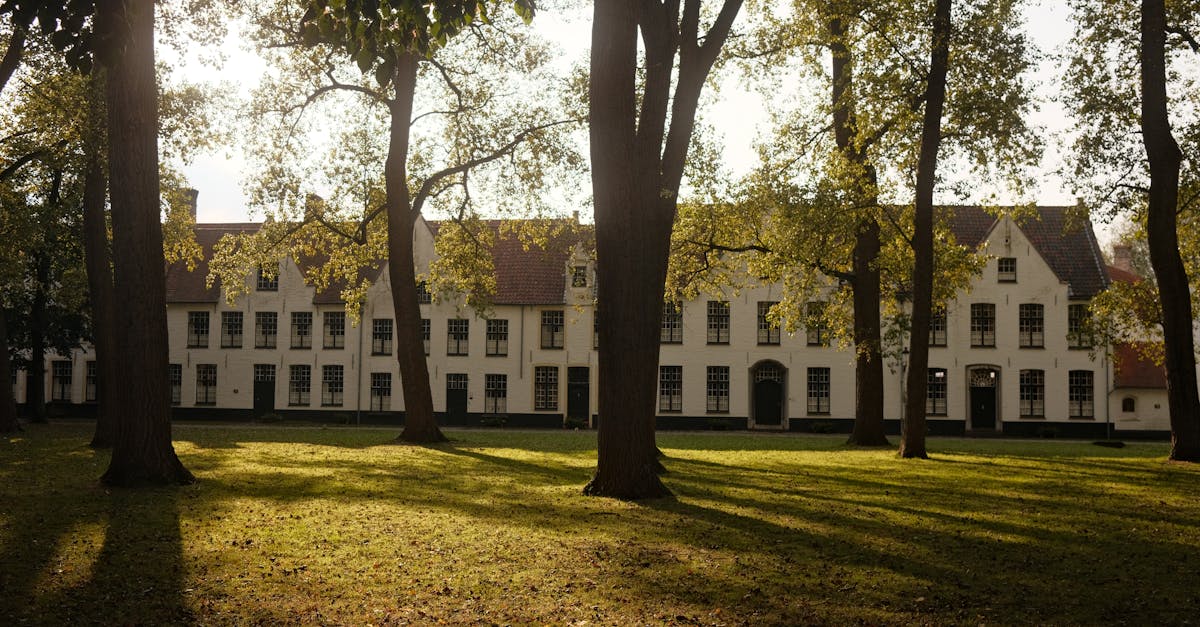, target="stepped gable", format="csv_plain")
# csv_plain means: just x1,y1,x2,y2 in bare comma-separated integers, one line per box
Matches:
946,205,1110,300
166,223,259,303
1113,342,1167,389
